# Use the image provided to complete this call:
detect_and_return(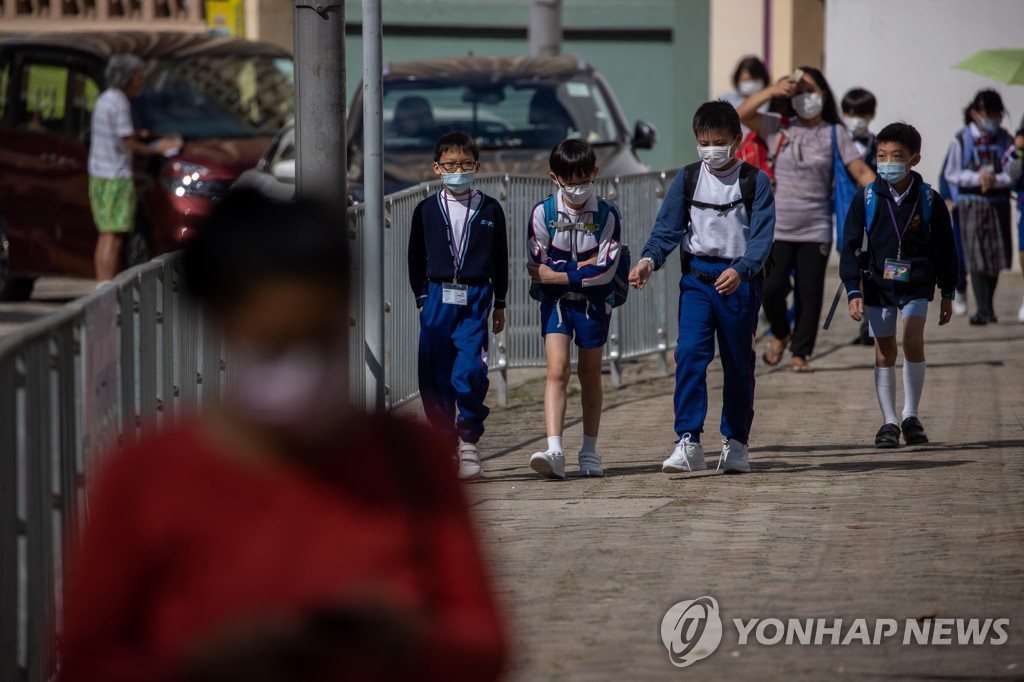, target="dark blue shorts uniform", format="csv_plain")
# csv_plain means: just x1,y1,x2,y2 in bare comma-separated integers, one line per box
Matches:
540,294,611,349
